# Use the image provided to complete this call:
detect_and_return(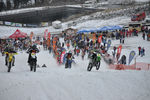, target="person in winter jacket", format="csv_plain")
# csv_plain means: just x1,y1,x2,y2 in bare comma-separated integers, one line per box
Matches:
138,46,141,55
141,47,145,57
120,55,126,65
142,33,145,40
65,52,74,68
